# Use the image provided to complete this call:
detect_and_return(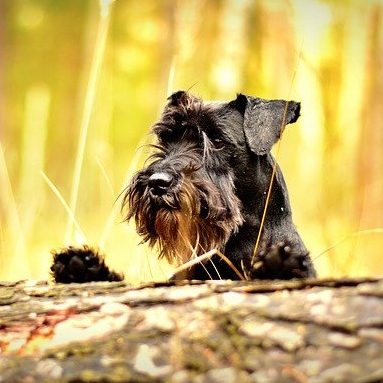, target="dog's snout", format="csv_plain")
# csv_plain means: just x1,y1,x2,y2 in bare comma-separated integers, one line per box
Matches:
148,172,173,196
